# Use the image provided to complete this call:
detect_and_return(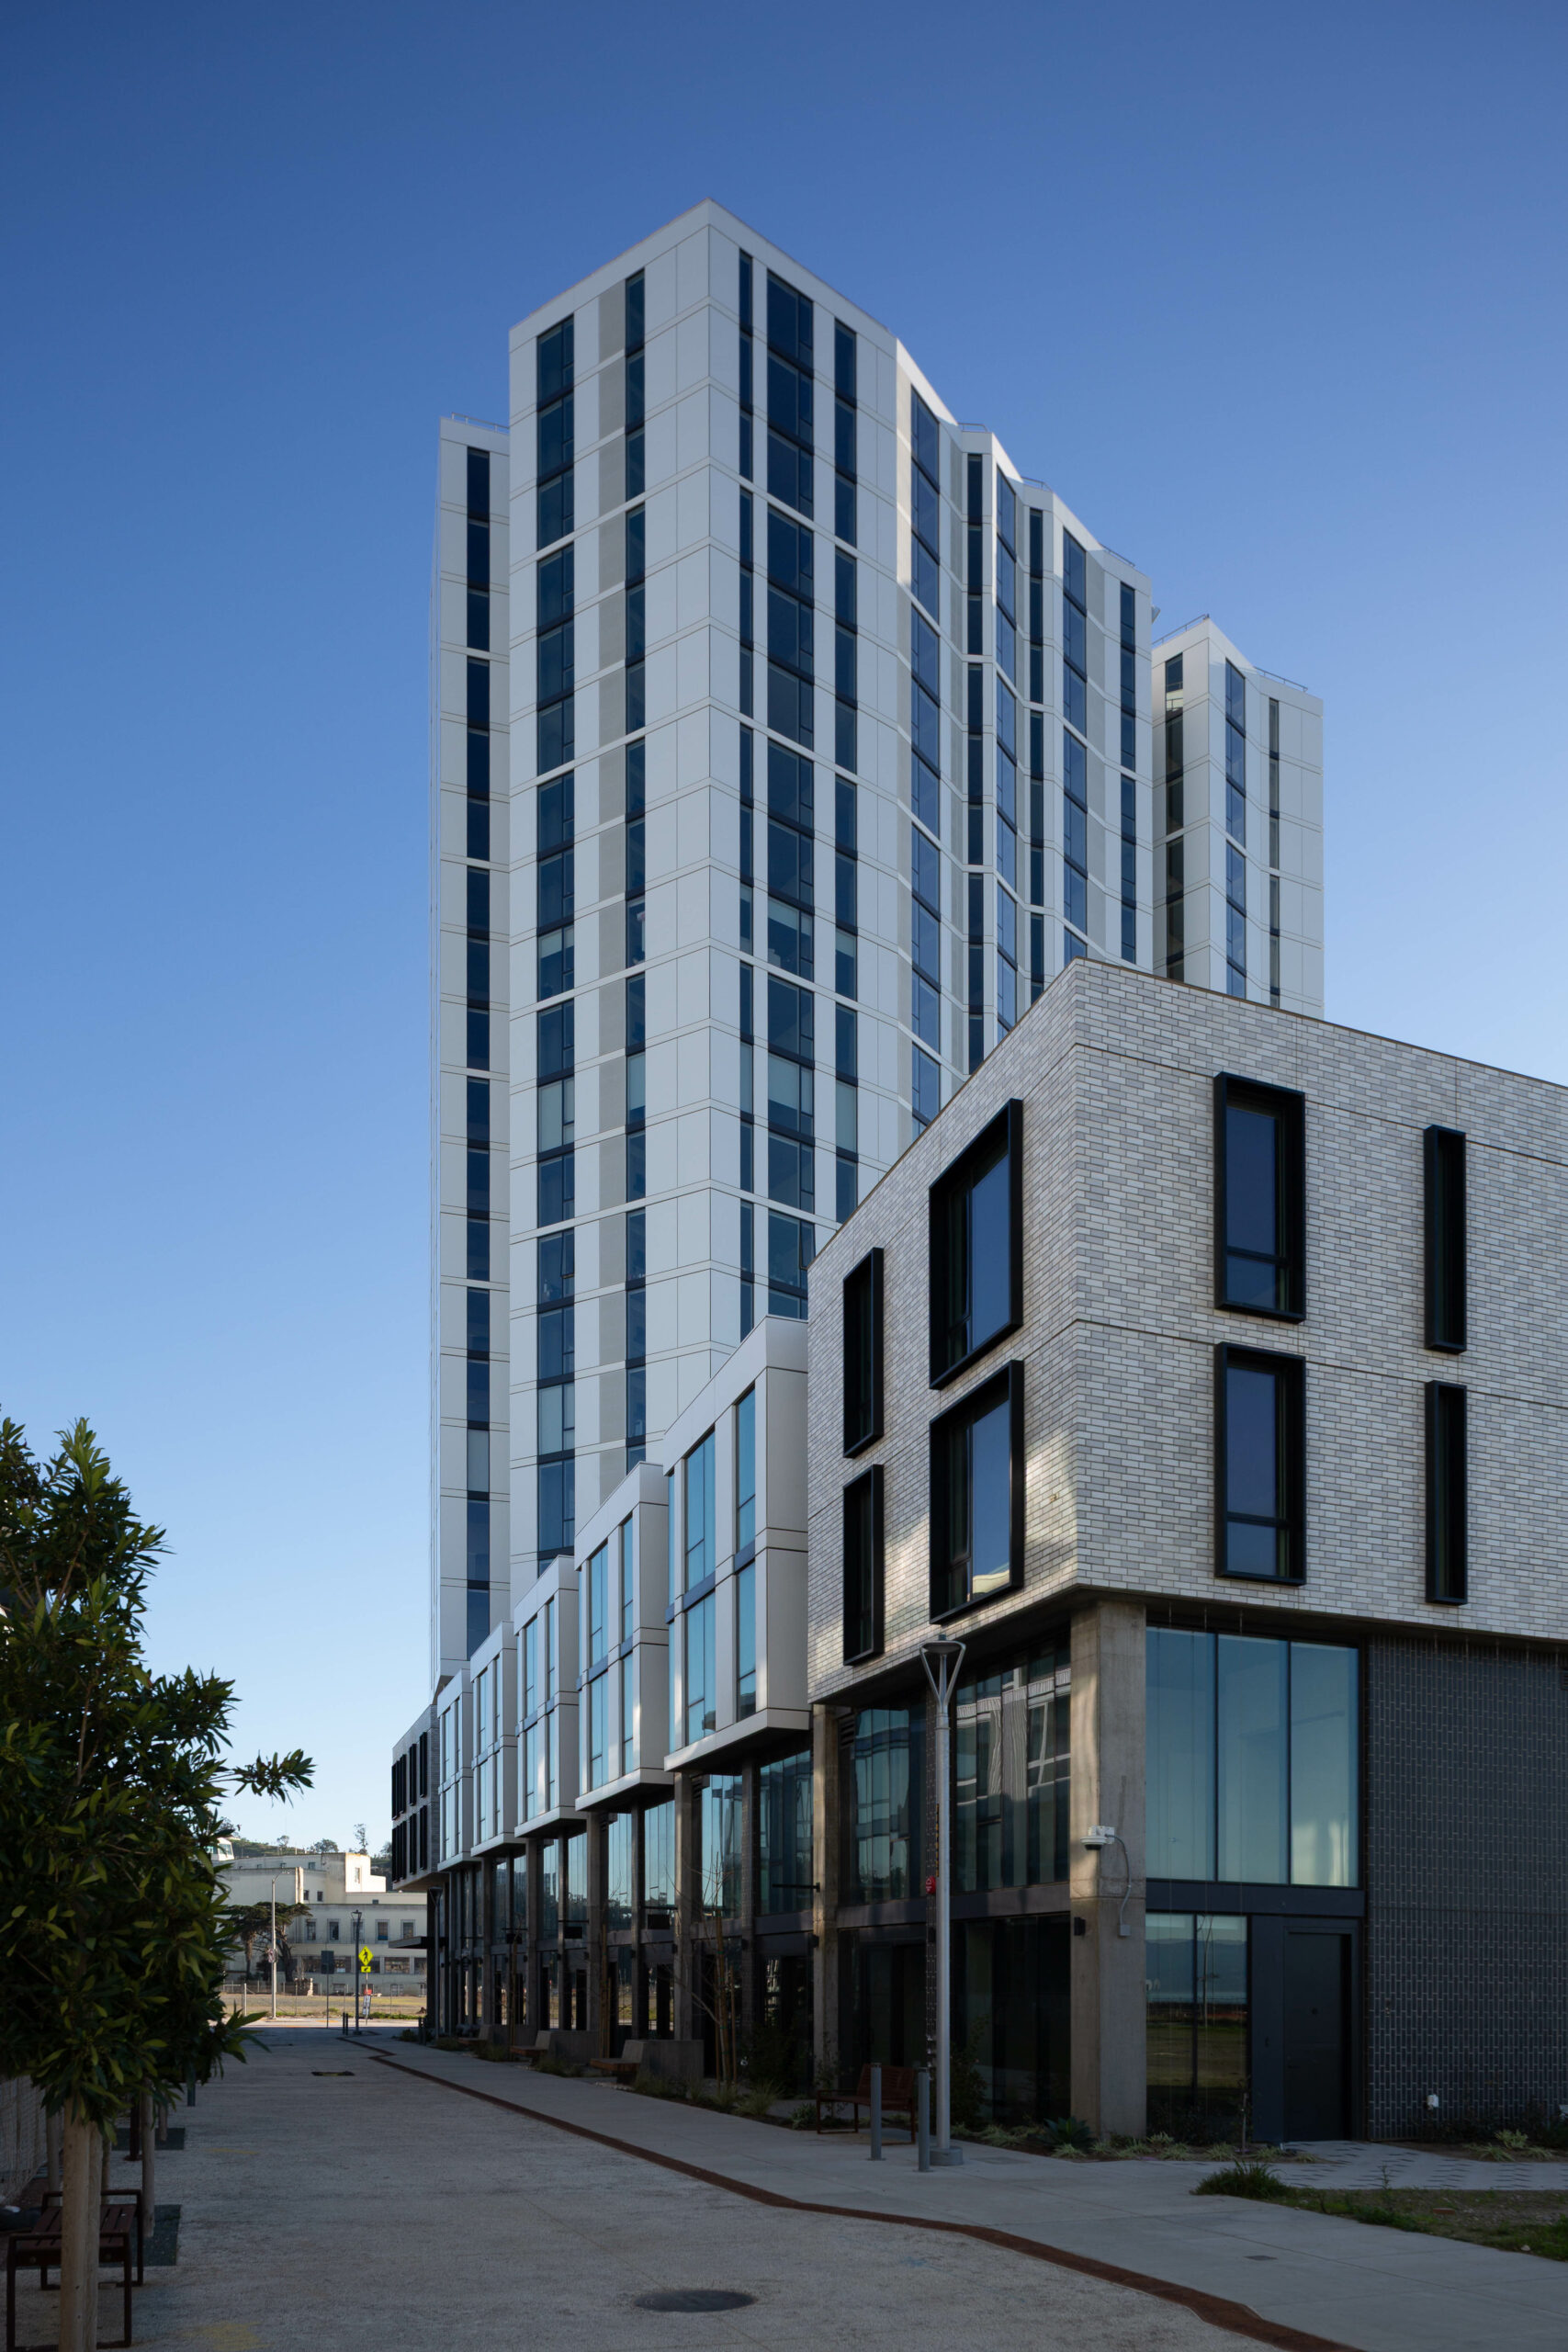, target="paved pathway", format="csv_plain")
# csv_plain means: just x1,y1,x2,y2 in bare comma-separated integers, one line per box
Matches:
2,2027,1249,2352
369,2038,1568,2352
